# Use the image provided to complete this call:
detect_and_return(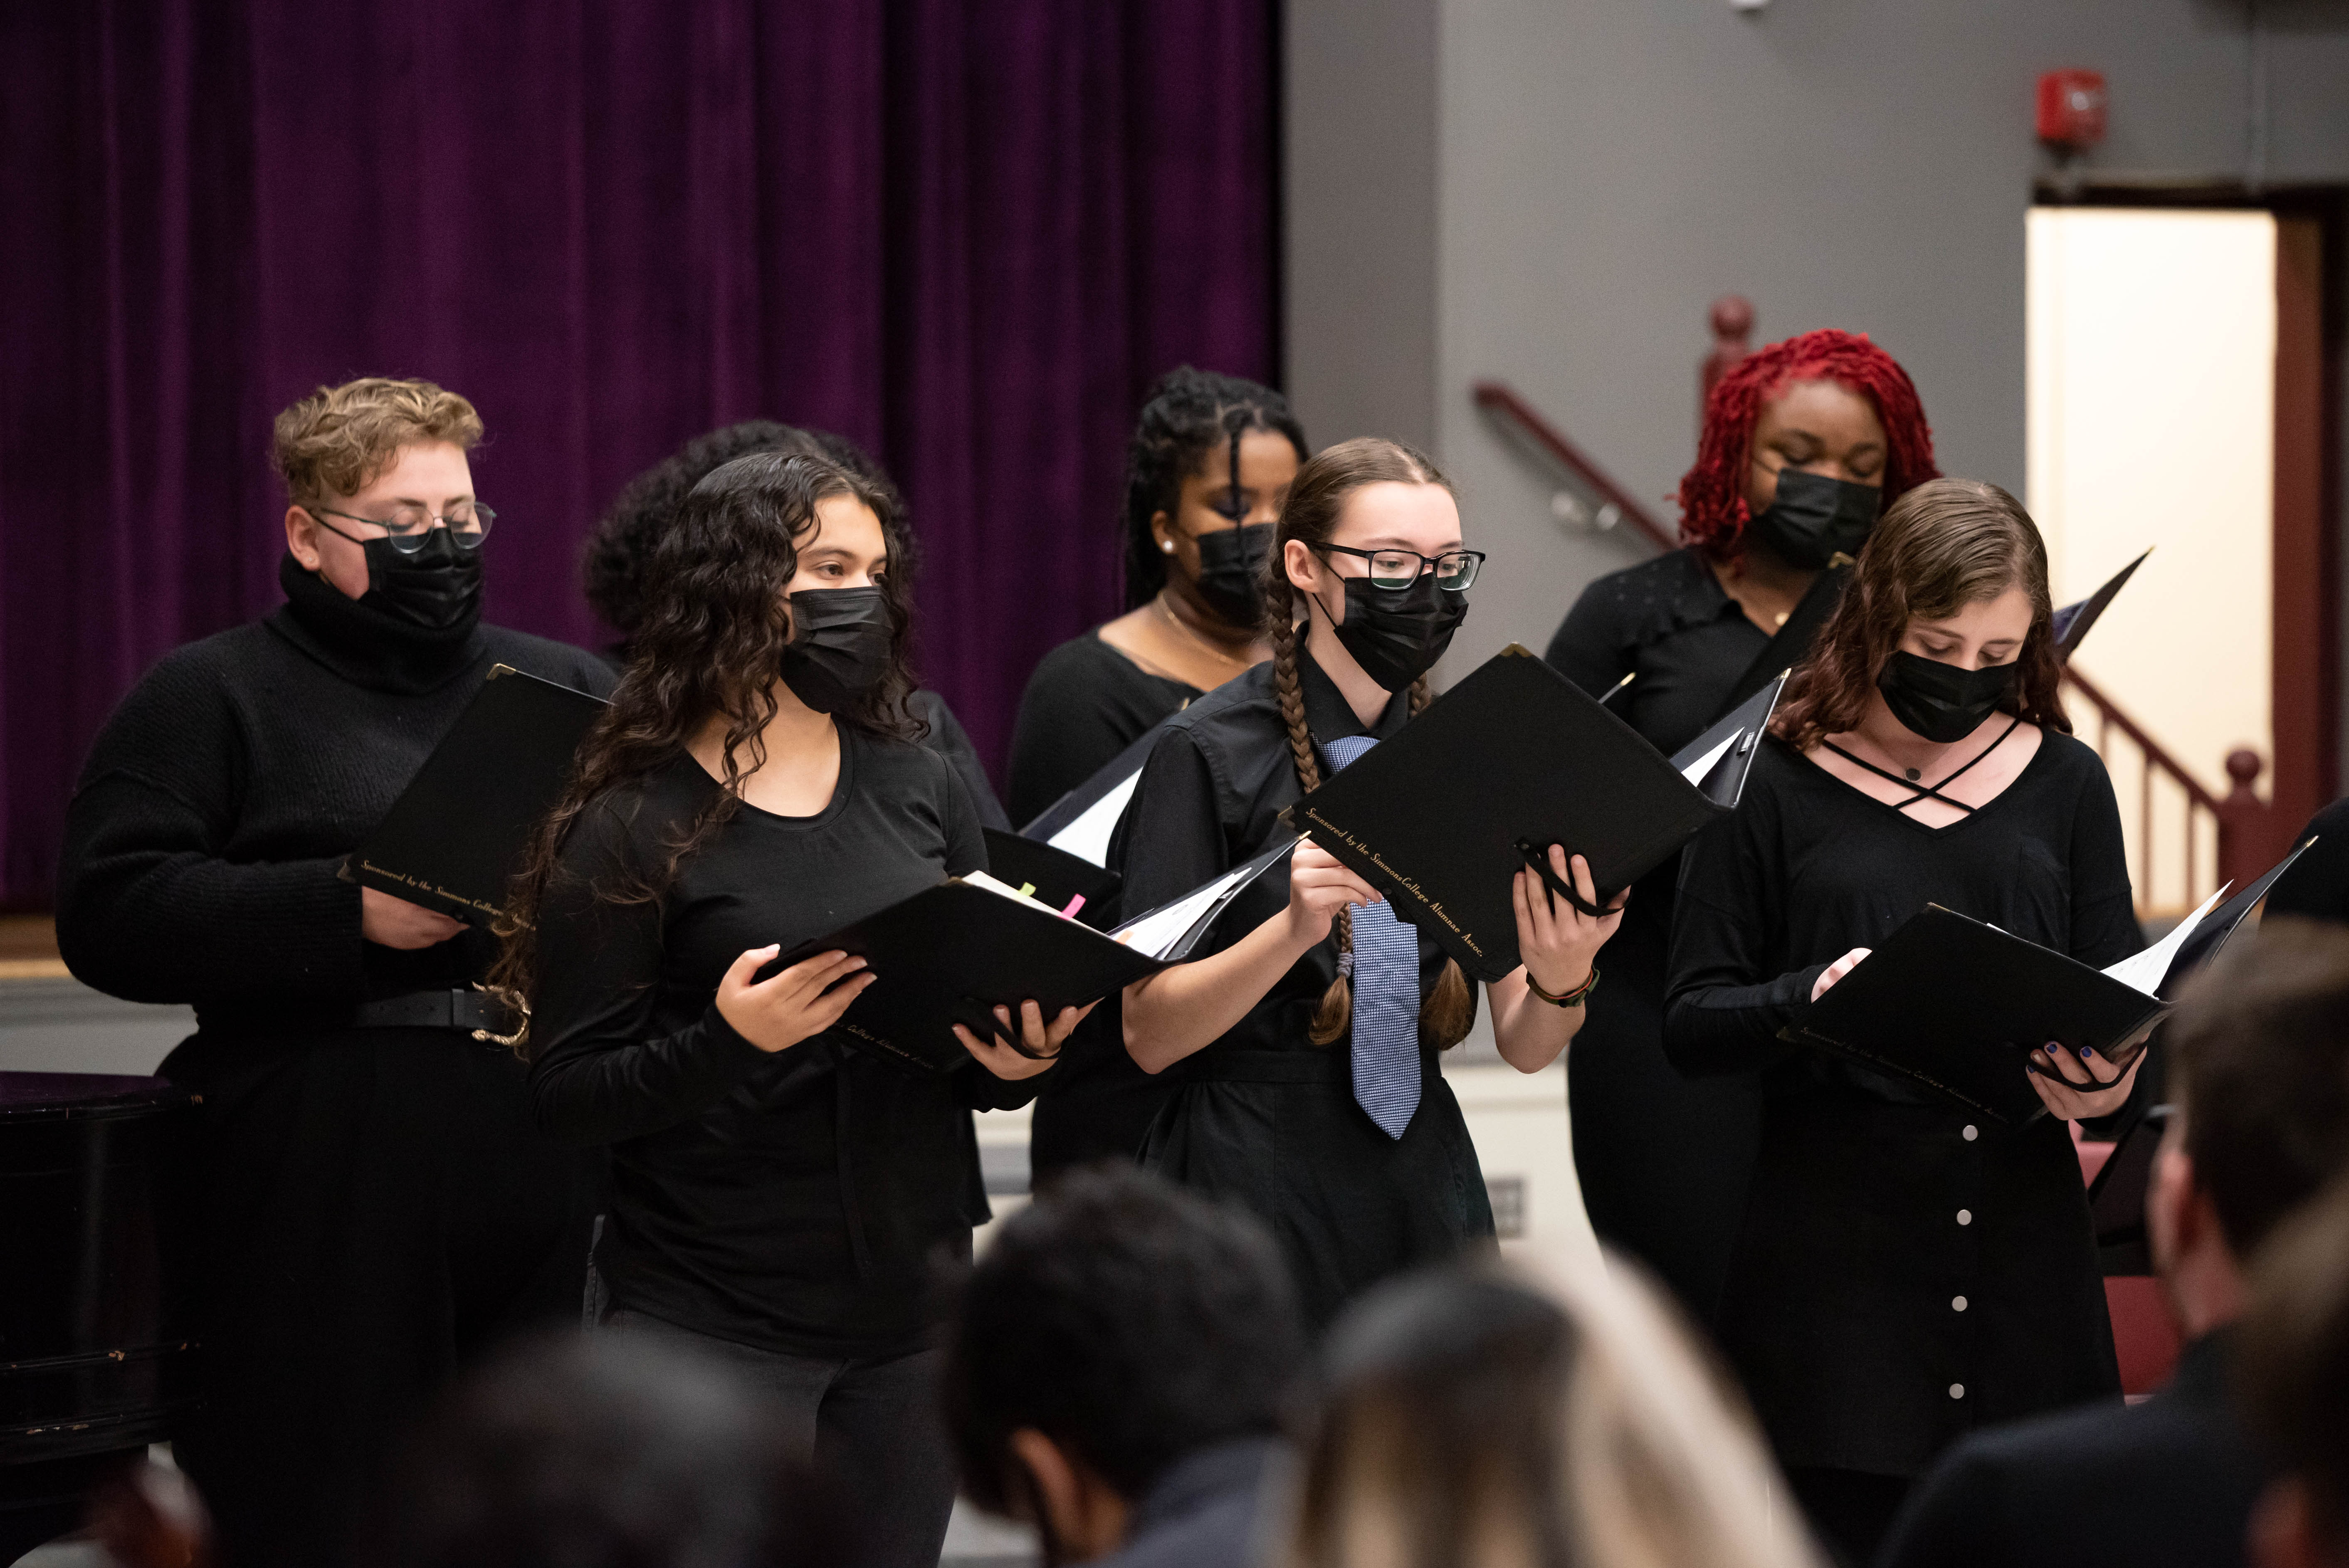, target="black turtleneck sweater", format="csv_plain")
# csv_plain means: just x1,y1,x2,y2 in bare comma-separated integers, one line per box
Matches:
57,557,615,1020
